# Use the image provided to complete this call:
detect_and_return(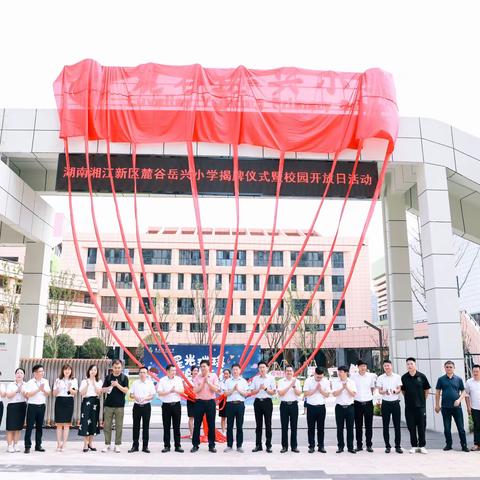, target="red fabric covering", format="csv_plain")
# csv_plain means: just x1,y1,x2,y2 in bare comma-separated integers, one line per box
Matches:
54,59,398,152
